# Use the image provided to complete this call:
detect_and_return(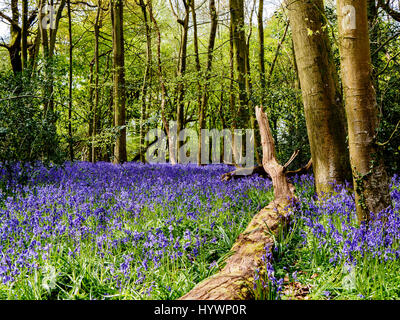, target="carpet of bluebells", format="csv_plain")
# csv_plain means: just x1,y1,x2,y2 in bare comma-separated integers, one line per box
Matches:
0,162,273,300
1,162,400,300
262,174,400,300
